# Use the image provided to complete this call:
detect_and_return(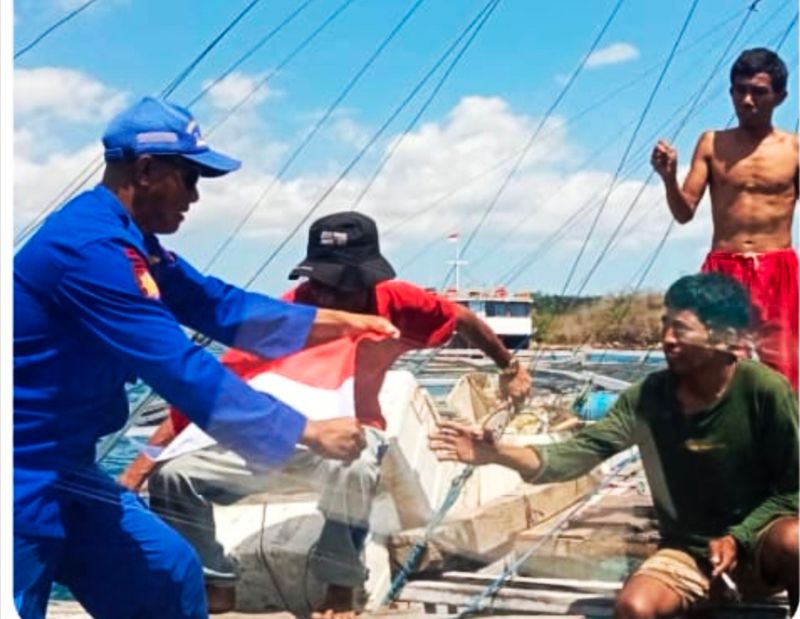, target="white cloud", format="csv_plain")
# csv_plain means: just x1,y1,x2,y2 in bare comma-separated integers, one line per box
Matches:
201,71,273,111
14,71,707,293
585,42,640,68
15,67,129,124
15,139,104,229
14,68,126,219
329,116,371,149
